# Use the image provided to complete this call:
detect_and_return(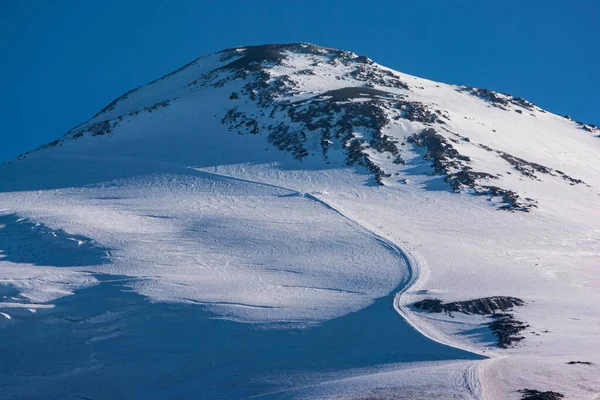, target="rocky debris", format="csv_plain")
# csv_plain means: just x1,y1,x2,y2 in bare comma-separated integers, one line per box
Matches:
488,313,529,348
316,87,395,101
127,100,172,117
267,123,308,159
497,150,585,185
567,361,593,365
447,169,498,192
93,88,138,117
217,62,413,184
346,62,410,90
87,120,116,136
481,186,538,212
414,297,527,348
458,86,538,111
30,43,590,212
396,102,446,124
407,128,470,174
407,129,537,211
518,389,564,400
143,100,170,113
413,296,524,316
32,118,122,154
30,97,174,155
345,139,391,185
574,120,599,135
188,44,415,186
472,141,586,186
